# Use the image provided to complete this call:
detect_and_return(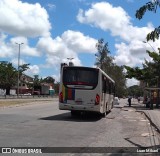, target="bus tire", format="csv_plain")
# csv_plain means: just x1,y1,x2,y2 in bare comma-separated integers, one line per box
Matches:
102,103,107,117
102,111,106,118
